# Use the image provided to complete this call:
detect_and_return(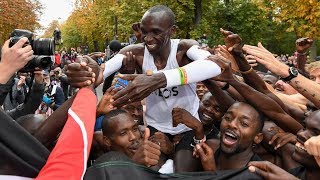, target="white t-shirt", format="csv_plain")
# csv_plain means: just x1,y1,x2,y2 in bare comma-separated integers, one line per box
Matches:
142,39,200,135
